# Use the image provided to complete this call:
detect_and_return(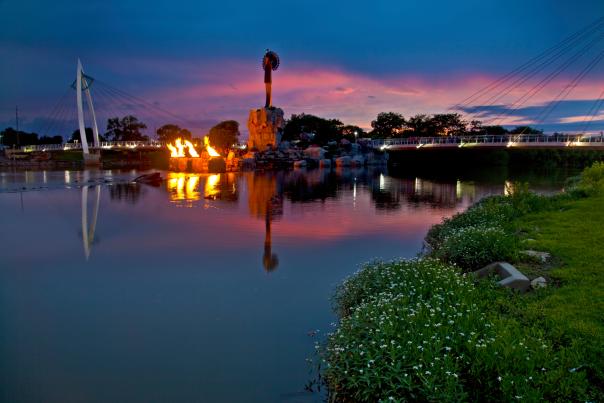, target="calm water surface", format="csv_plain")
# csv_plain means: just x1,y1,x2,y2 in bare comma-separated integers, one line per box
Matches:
0,167,572,403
